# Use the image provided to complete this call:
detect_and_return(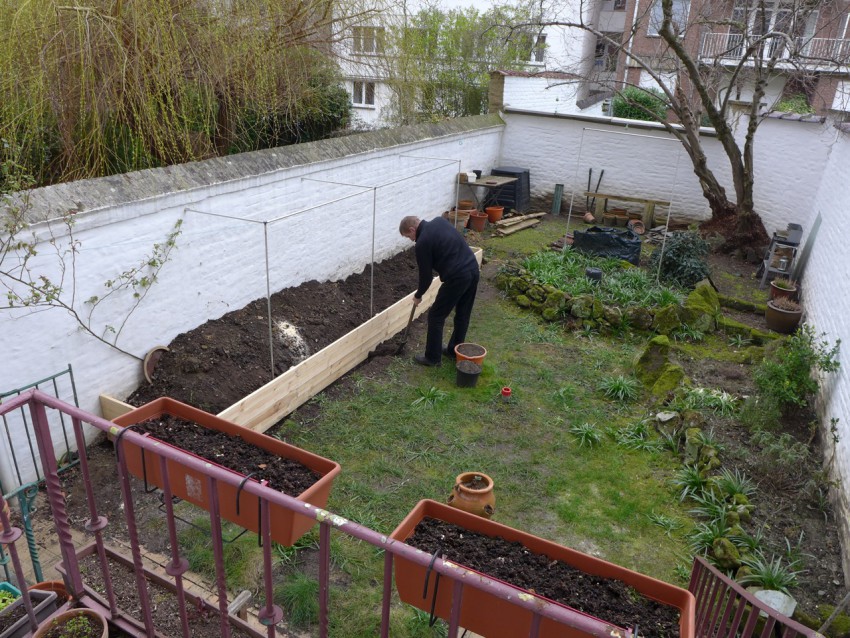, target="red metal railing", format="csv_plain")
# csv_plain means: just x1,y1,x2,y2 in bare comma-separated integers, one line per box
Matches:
688,556,821,638
0,389,626,638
